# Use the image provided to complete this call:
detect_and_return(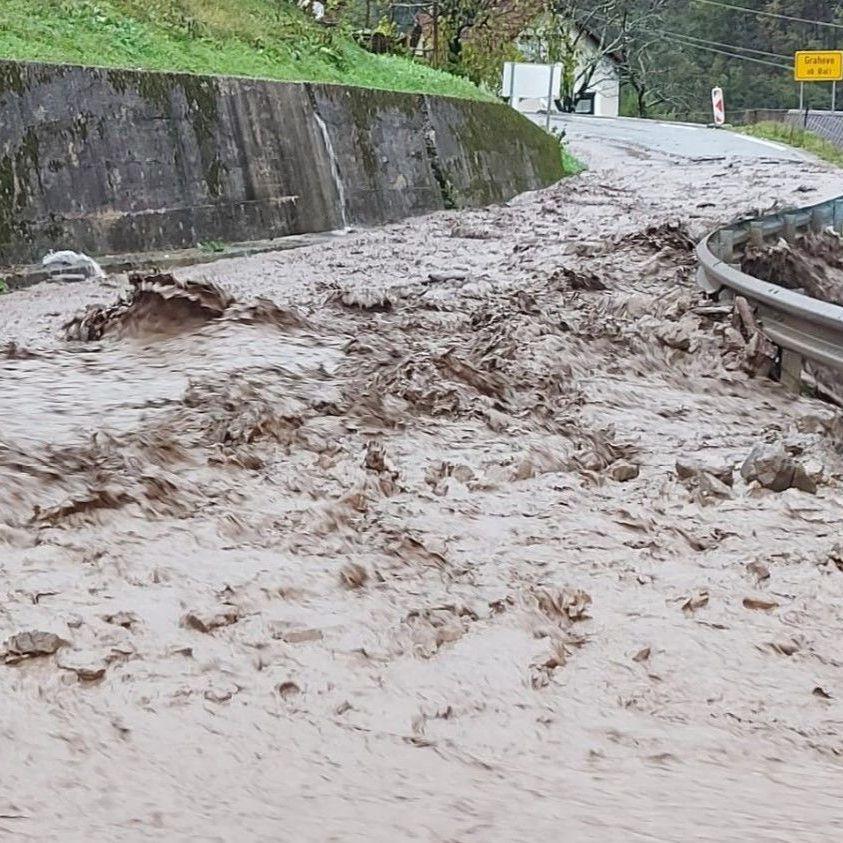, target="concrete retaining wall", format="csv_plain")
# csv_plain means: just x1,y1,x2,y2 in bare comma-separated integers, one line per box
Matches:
0,61,564,265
